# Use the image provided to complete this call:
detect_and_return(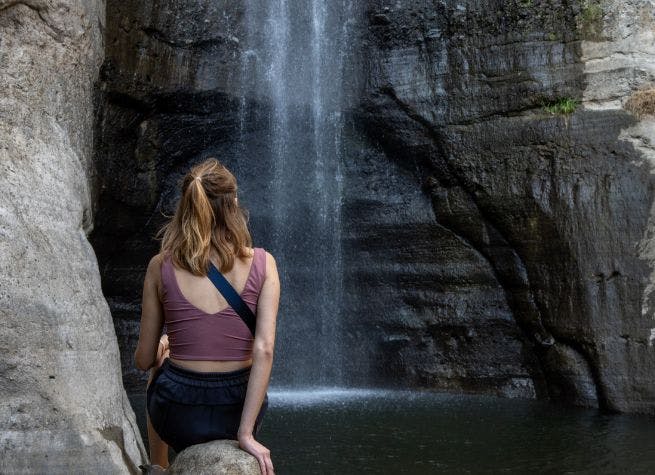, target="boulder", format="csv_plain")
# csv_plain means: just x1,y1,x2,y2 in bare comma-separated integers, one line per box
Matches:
168,440,260,475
